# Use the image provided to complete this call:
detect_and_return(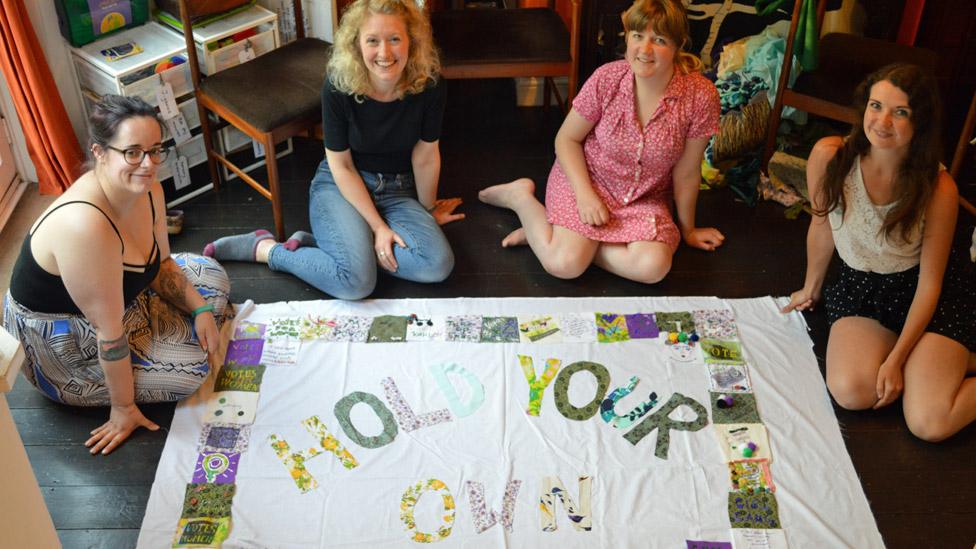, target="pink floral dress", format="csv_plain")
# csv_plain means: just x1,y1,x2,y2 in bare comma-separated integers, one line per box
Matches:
545,60,720,250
